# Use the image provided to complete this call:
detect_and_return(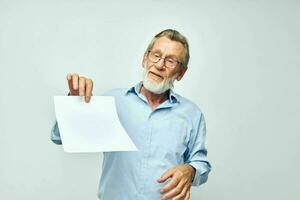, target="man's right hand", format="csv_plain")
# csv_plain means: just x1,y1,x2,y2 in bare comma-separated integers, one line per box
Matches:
67,73,94,103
